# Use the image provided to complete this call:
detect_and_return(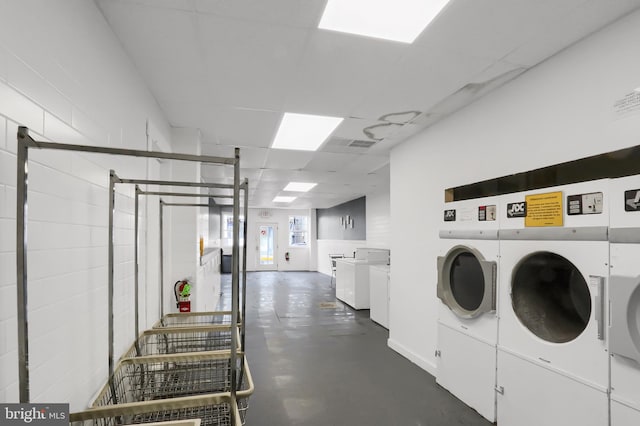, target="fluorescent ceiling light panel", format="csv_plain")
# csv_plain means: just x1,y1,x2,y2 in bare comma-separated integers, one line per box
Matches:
273,196,297,203
318,0,451,43
284,182,317,192
272,113,343,151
